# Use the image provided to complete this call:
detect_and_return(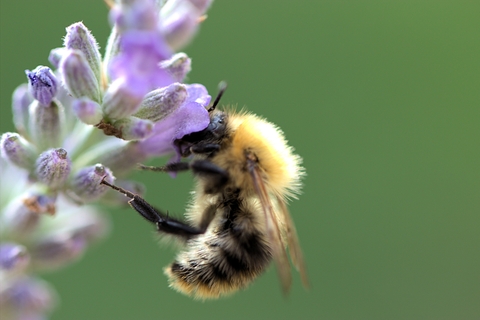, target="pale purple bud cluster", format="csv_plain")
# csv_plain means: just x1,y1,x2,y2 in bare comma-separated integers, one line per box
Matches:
2,0,216,317
25,66,58,106
0,159,109,319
